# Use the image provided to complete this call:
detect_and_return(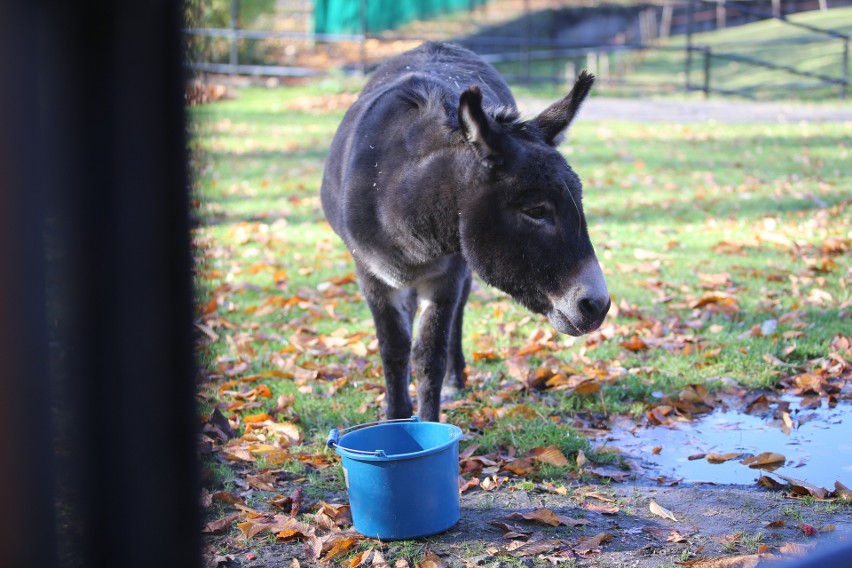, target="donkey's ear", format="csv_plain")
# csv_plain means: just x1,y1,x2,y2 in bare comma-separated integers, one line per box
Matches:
459,85,500,163
531,71,594,146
